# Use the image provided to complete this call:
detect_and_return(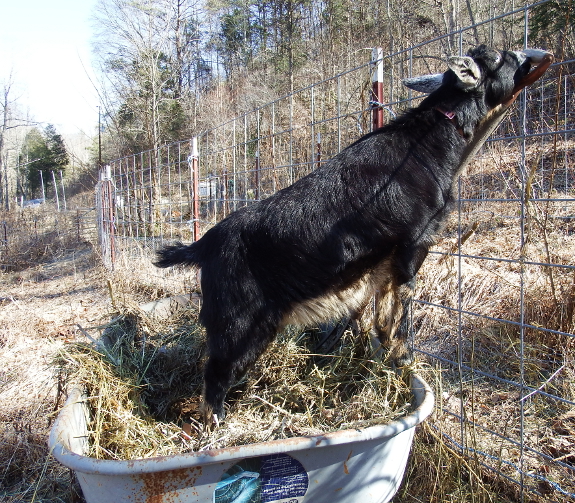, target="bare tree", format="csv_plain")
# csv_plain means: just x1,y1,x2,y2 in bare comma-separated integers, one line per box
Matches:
93,0,204,153
1,74,23,210
0,78,10,209
1,73,44,209
93,0,206,224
